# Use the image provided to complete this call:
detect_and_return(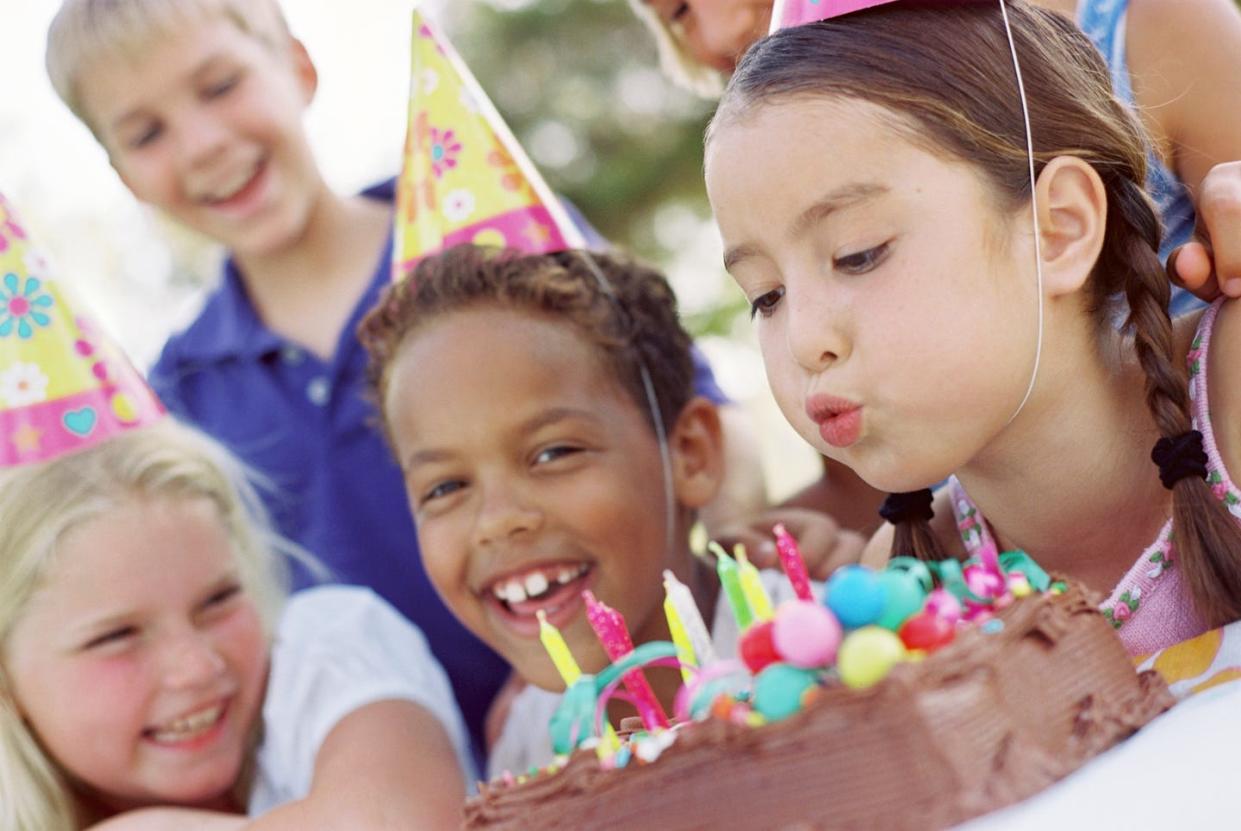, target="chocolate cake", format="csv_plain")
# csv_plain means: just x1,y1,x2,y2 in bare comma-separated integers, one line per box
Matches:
464,582,1171,831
